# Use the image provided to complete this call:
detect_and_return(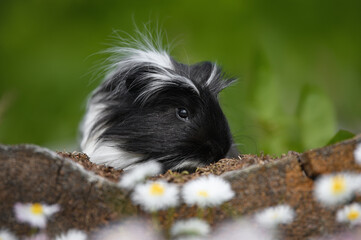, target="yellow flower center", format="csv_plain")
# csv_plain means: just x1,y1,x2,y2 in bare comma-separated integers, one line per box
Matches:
30,203,44,215
331,176,346,195
149,183,165,196
272,213,279,219
198,190,209,197
347,209,360,221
